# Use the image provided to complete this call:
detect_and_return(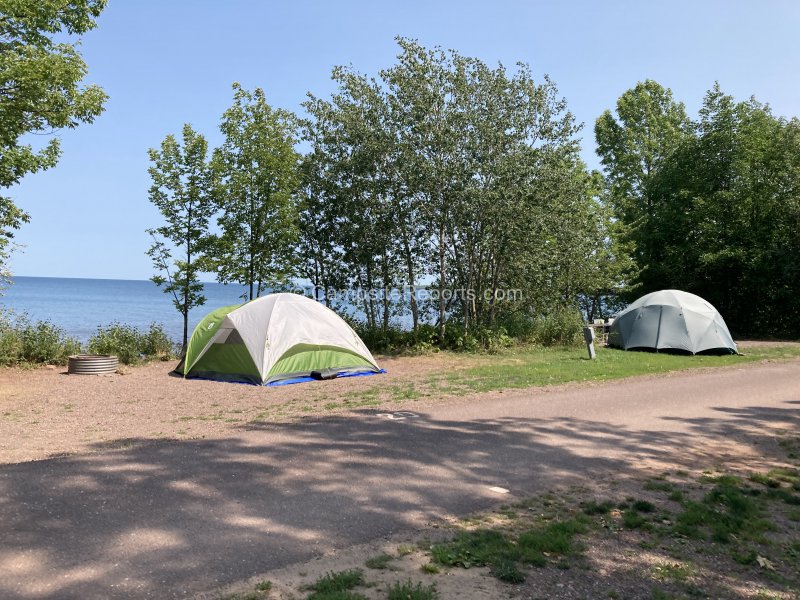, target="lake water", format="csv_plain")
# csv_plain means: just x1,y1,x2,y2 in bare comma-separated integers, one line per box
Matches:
0,276,251,343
